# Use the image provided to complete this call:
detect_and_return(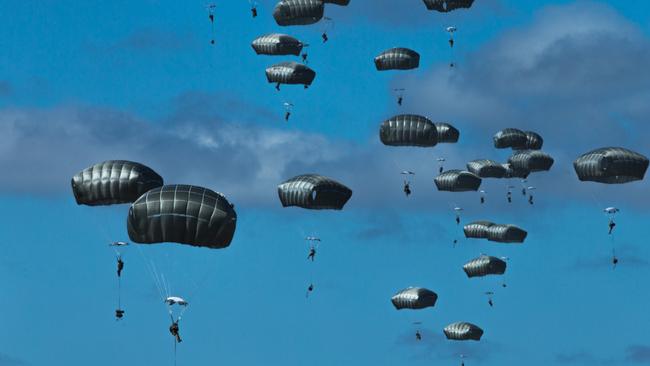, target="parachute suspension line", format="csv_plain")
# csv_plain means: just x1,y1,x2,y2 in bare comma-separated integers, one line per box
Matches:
136,245,168,302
